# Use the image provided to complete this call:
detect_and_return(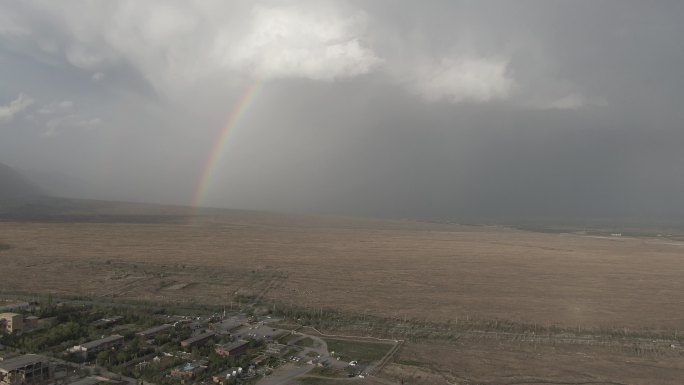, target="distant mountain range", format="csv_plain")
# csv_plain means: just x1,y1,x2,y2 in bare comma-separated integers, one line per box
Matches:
1,161,682,235
0,161,43,200
0,161,190,223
